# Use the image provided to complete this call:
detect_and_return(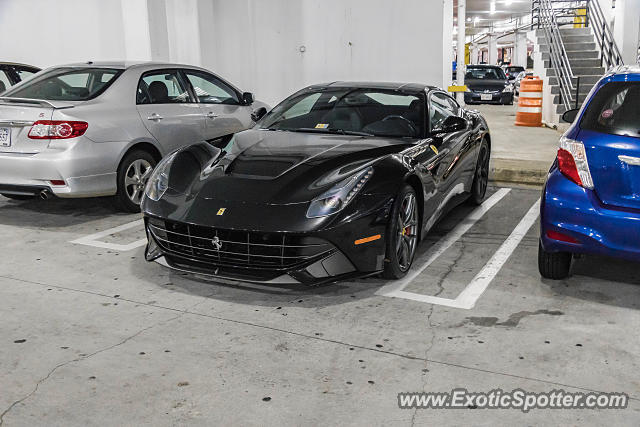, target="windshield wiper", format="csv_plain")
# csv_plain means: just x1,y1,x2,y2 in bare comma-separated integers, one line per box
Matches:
283,128,374,137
